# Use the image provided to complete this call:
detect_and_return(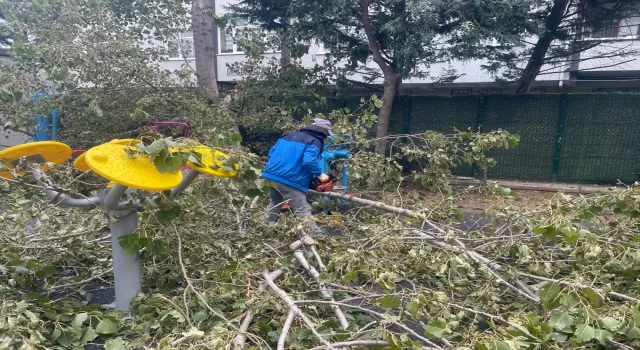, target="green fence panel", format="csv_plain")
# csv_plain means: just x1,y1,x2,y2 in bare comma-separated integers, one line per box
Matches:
558,94,640,184
244,92,640,184
408,95,478,133
482,94,559,181
403,96,478,177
